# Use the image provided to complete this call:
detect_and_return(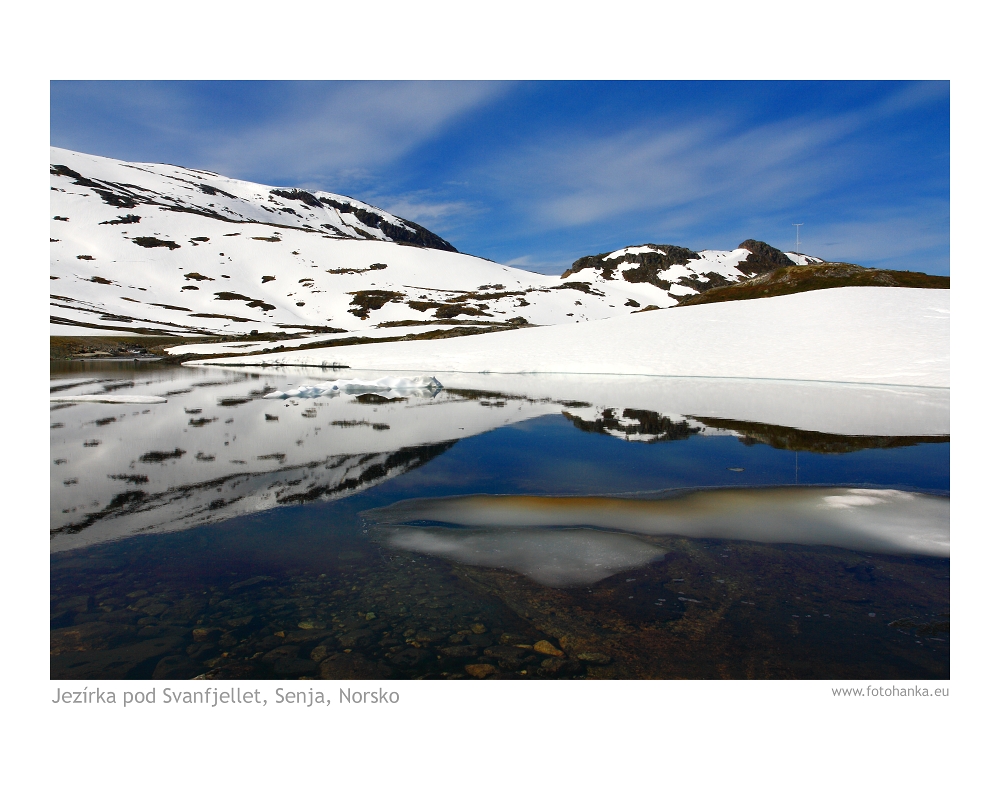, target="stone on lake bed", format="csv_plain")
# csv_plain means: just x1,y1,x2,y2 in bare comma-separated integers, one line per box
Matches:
465,663,497,678
191,627,222,642
319,652,391,680
577,652,612,664
533,640,564,658
310,645,330,662
470,623,487,634
440,645,478,658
